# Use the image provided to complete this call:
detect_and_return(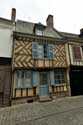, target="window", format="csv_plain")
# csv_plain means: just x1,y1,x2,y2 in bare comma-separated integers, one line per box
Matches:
54,70,66,85
72,46,82,60
16,71,23,88
32,42,54,59
16,71,32,88
36,30,43,36
40,72,48,85
38,44,44,58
